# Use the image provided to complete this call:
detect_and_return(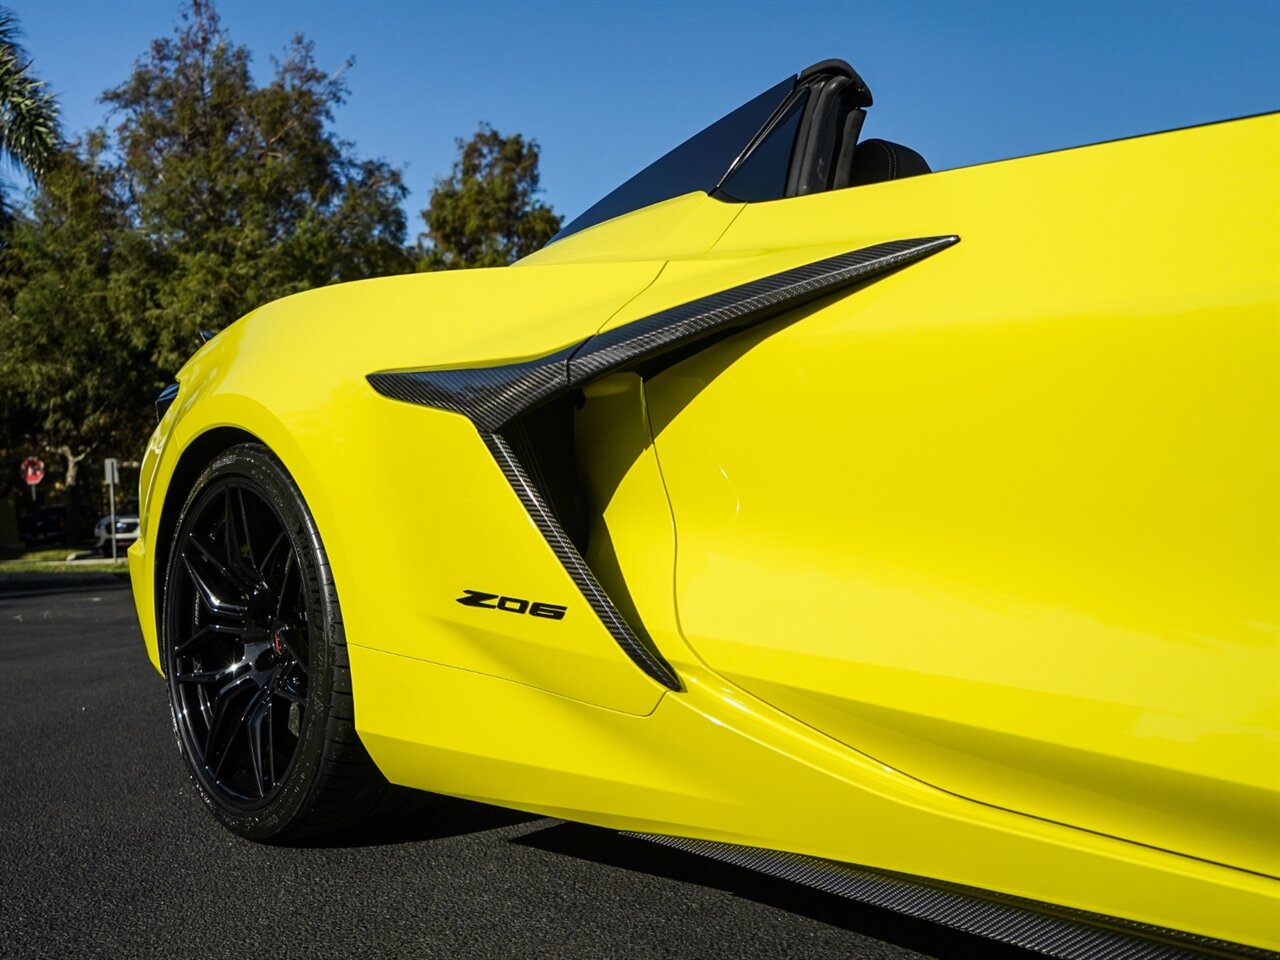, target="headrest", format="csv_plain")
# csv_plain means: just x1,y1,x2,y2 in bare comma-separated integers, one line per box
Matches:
847,139,931,186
